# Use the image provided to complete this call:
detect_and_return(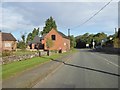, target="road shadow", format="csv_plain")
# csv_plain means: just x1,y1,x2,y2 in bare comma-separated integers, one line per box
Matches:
40,56,120,77
51,59,120,77
63,62,120,77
